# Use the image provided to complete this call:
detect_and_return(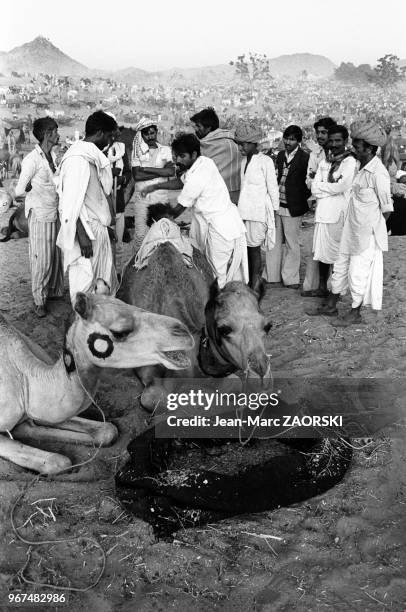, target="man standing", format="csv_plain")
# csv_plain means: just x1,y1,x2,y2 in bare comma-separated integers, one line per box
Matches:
191,107,241,204
131,118,175,250
302,116,337,295
234,124,279,292
57,111,118,303
310,125,357,296
320,122,392,324
263,125,310,288
15,117,64,317
141,133,248,288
